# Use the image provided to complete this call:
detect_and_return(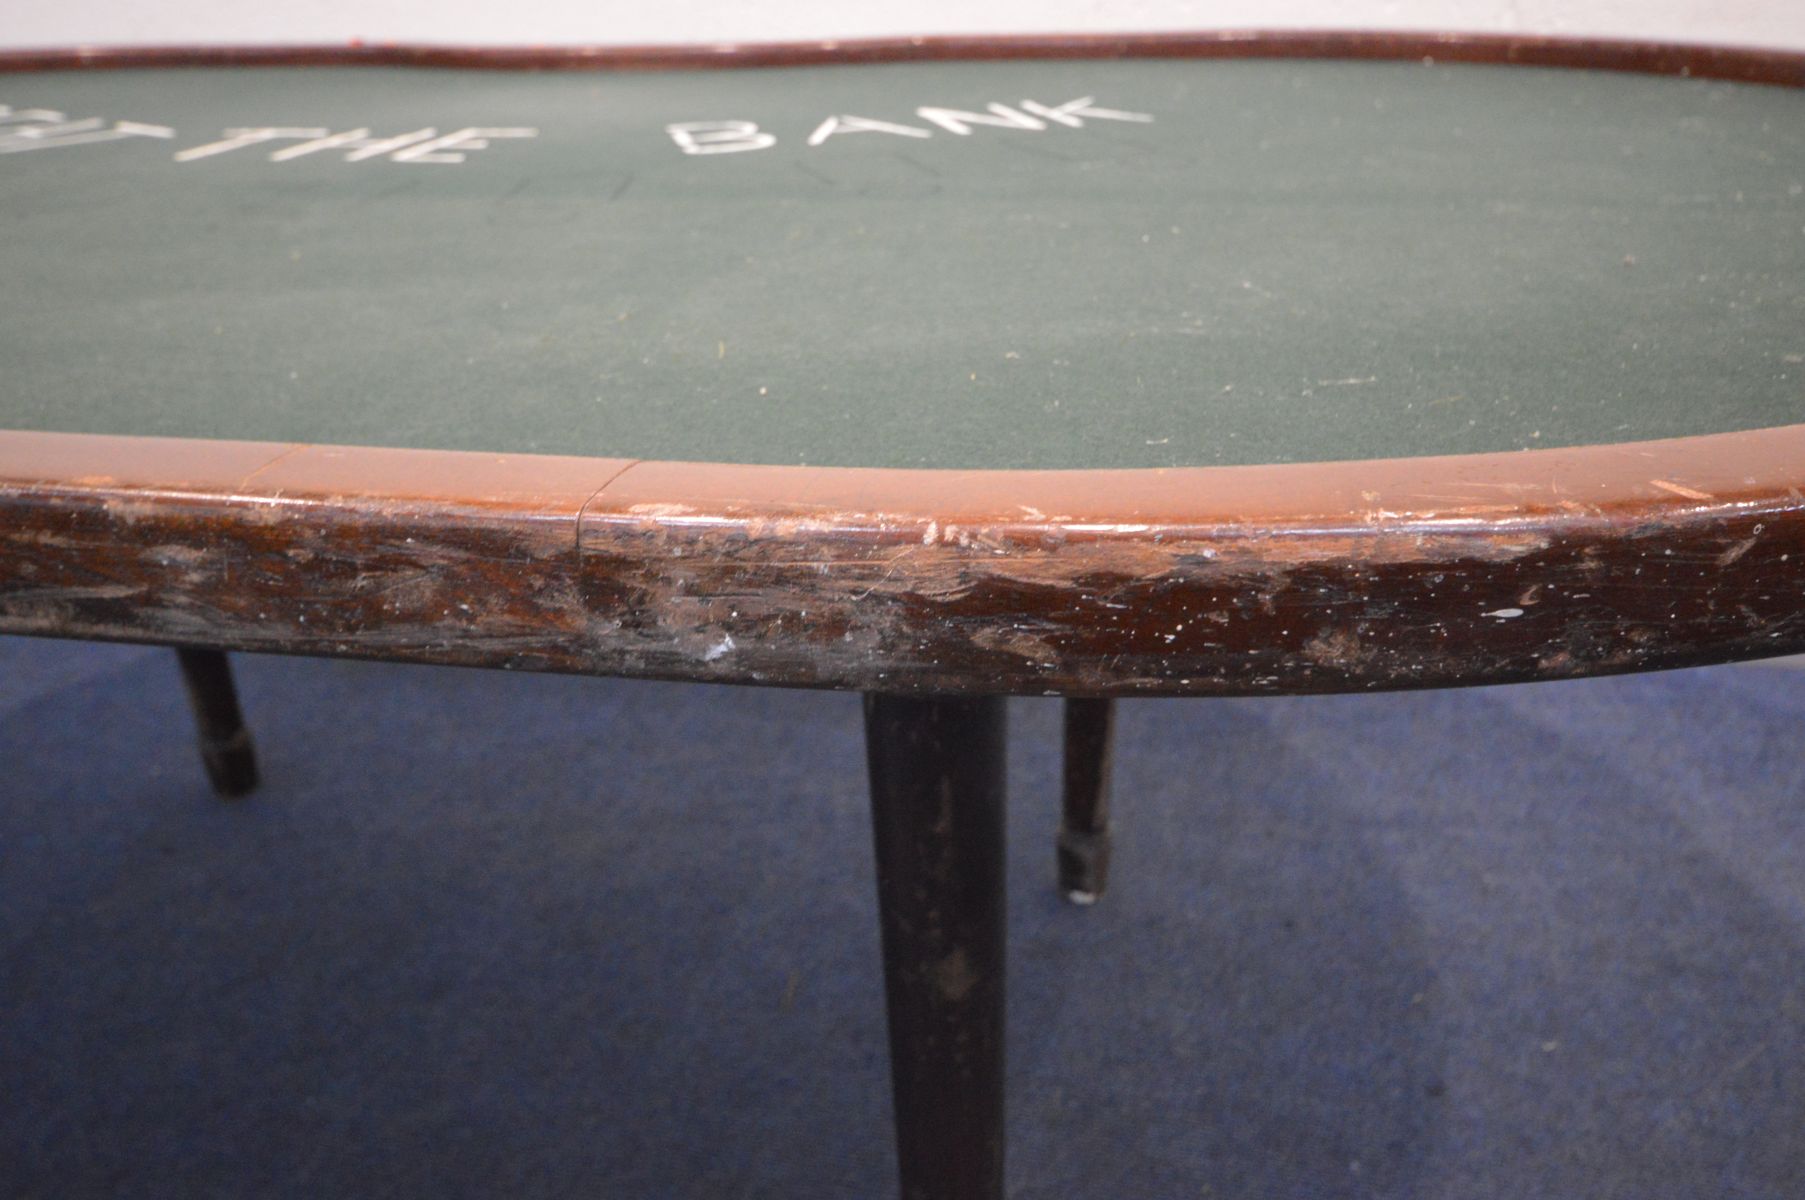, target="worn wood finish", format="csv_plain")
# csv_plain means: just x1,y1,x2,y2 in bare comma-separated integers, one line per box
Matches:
174,647,259,797
0,433,629,670
865,694,1007,1200
572,428,1805,695
6,426,1805,696
1,32,1801,89
1059,698,1116,903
